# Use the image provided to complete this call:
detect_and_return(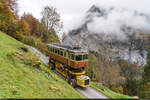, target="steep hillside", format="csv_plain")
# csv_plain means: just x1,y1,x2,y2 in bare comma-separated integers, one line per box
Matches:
0,31,84,98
